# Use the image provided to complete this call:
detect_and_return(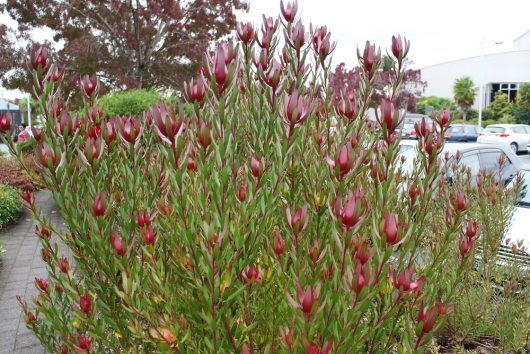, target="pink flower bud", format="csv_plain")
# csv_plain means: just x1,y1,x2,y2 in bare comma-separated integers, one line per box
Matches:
287,204,308,234
79,294,92,314
250,156,263,178
93,192,106,217
394,267,425,294
214,47,228,86
238,182,248,202
35,225,51,240
382,212,400,245
244,265,262,284
464,219,478,239
381,98,397,132
187,157,196,171
391,35,404,59
296,282,316,314
184,77,206,103
118,117,142,144
459,235,473,259
198,121,212,149
237,22,254,44
20,191,34,205
35,278,50,294
103,121,116,144
142,226,156,245
280,0,298,22
31,47,48,72
335,145,352,176
455,191,466,211
110,233,126,256
149,103,184,145
0,113,13,133
31,126,42,141
58,257,70,273
77,334,92,350
273,230,285,256
81,74,99,99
